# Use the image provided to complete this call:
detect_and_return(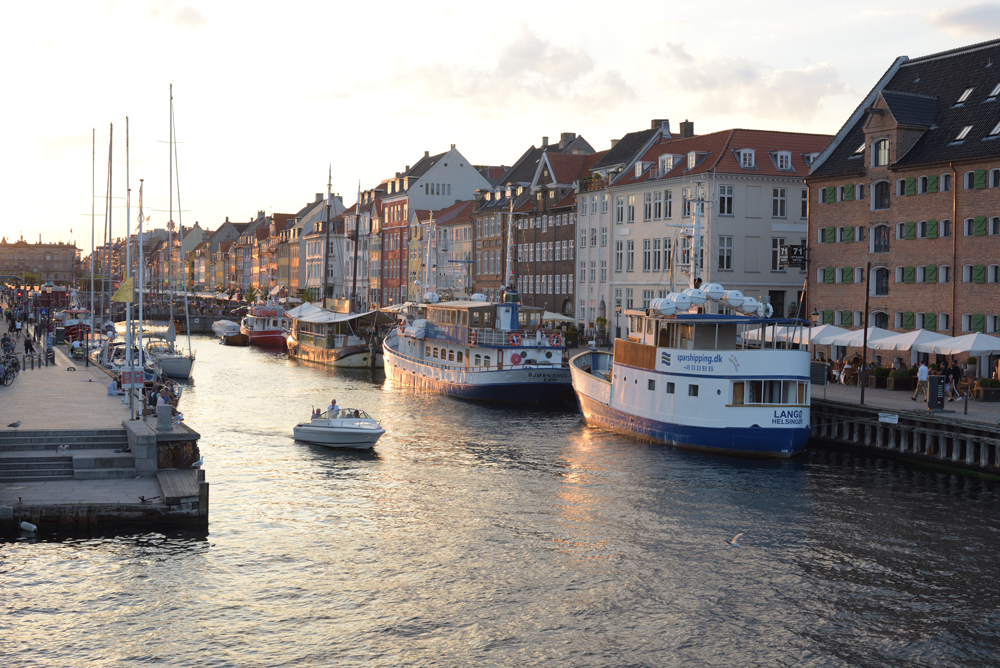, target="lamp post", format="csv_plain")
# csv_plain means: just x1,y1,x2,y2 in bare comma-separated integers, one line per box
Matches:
44,283,52,349
860,261,873,406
